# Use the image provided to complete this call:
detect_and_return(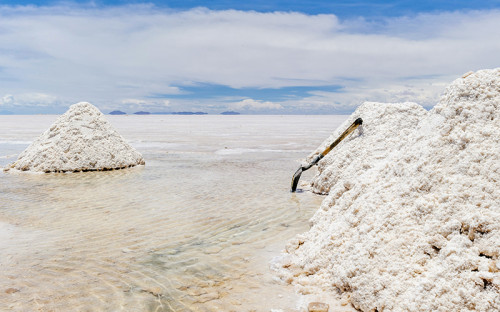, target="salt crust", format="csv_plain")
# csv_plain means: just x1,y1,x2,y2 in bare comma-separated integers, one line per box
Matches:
5,102,145,173
278,68,500,311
